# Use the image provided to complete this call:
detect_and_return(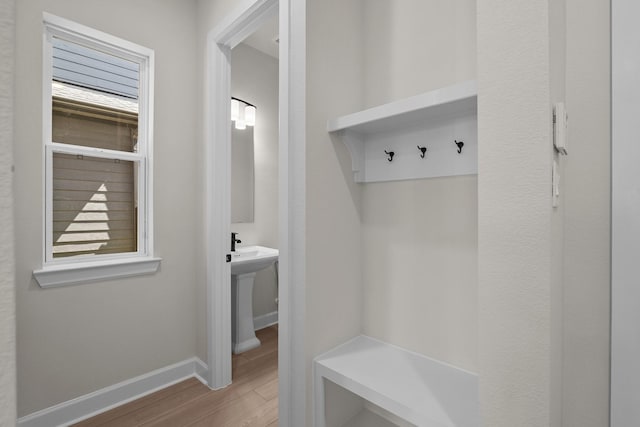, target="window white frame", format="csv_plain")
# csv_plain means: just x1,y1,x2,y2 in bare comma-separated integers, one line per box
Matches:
34,13,160,288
